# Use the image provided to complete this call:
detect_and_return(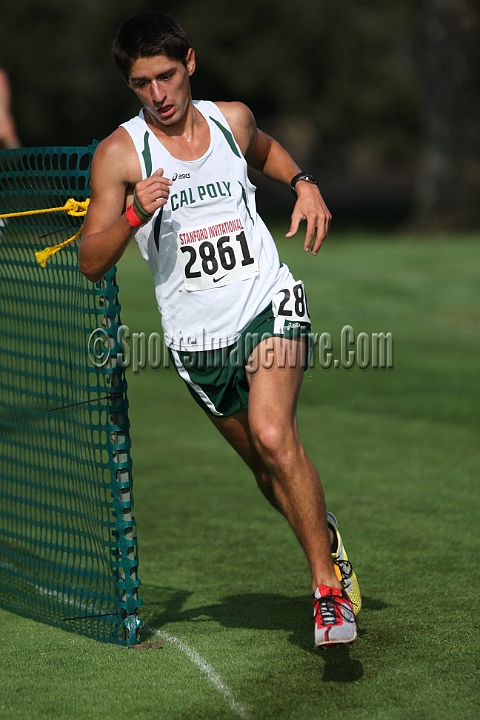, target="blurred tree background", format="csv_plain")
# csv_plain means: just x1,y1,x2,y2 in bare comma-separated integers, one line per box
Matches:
0,0,478,229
